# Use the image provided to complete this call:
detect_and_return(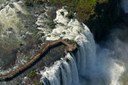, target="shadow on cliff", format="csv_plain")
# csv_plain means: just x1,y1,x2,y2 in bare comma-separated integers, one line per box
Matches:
86,0,120,43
